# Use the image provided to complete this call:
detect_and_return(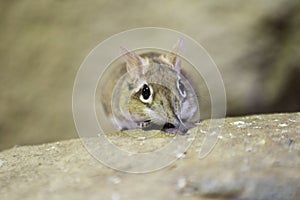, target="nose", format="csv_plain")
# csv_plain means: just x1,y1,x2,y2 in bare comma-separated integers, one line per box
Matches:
177,120,189,133
174,113,190,133
164,116,189,134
